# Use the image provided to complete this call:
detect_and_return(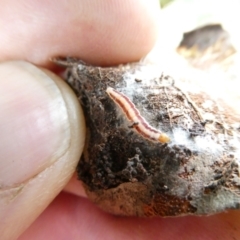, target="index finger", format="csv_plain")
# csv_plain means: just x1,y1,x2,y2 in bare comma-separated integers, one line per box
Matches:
0,0,160,68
